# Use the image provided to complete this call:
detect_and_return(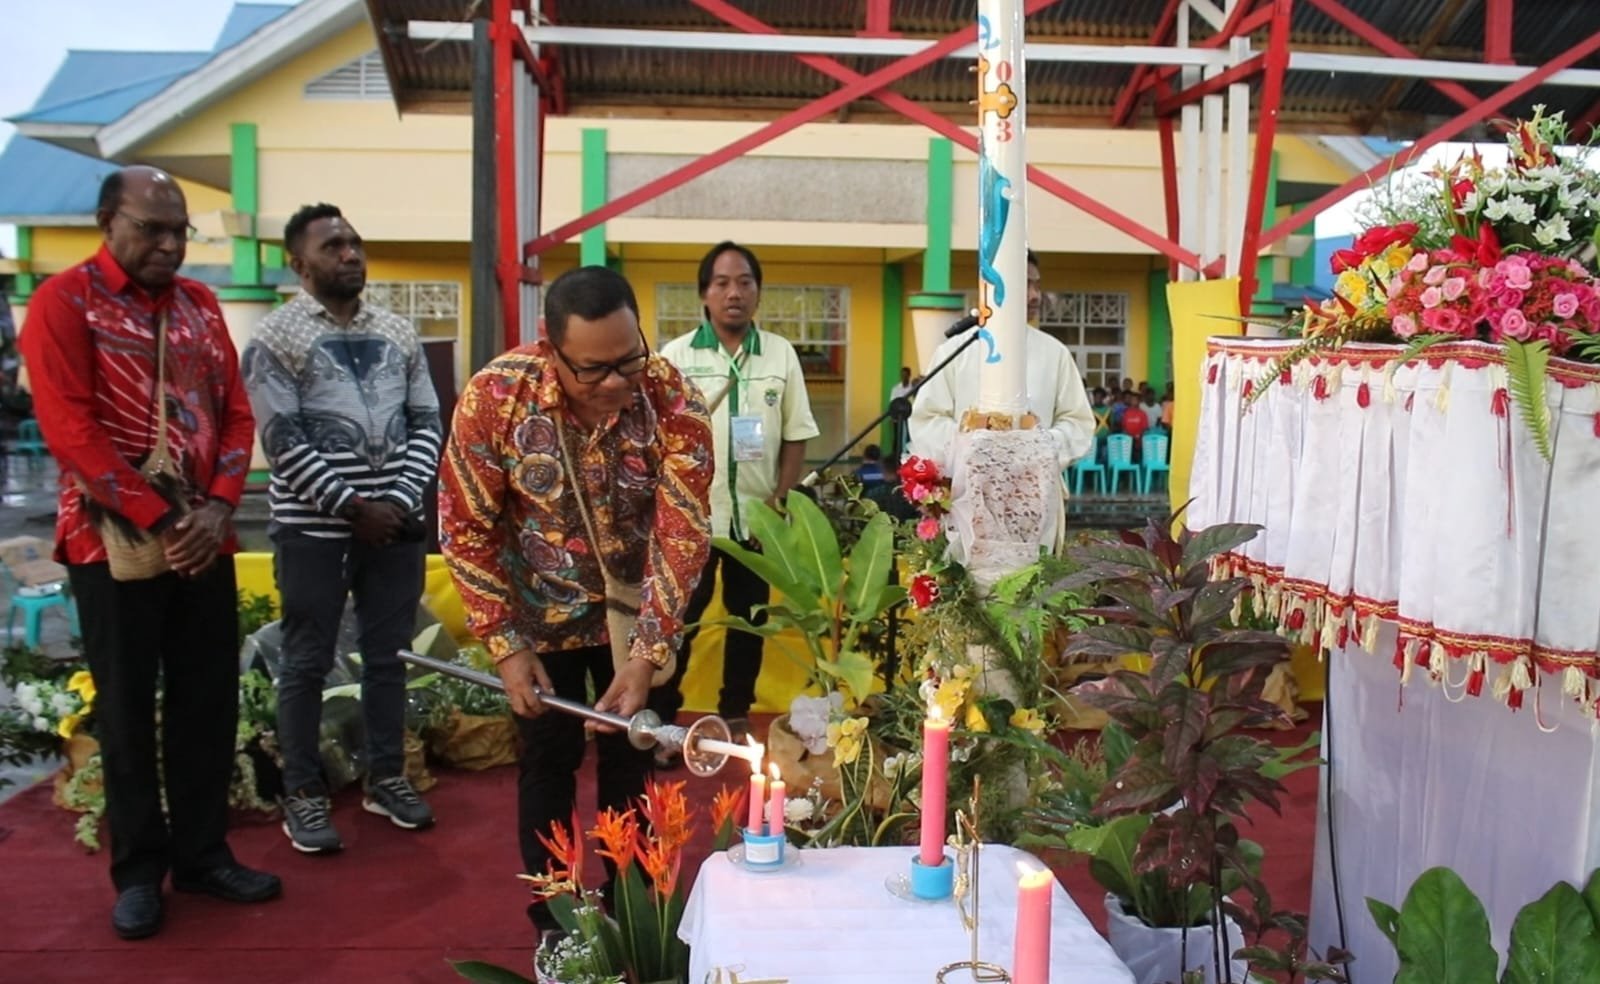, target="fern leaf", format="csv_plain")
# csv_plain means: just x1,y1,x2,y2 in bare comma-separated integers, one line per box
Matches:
1396,332,1456,365
1562,328,1600,363
1246,331,1343,406
1504,339,1554,460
